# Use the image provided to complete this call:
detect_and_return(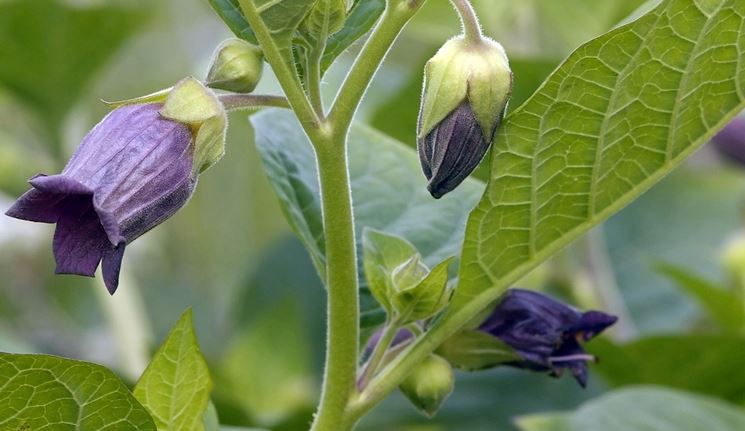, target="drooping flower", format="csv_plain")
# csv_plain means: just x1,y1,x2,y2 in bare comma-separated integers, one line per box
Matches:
5,78,226,294
417,35,512,198
478,289,617,387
